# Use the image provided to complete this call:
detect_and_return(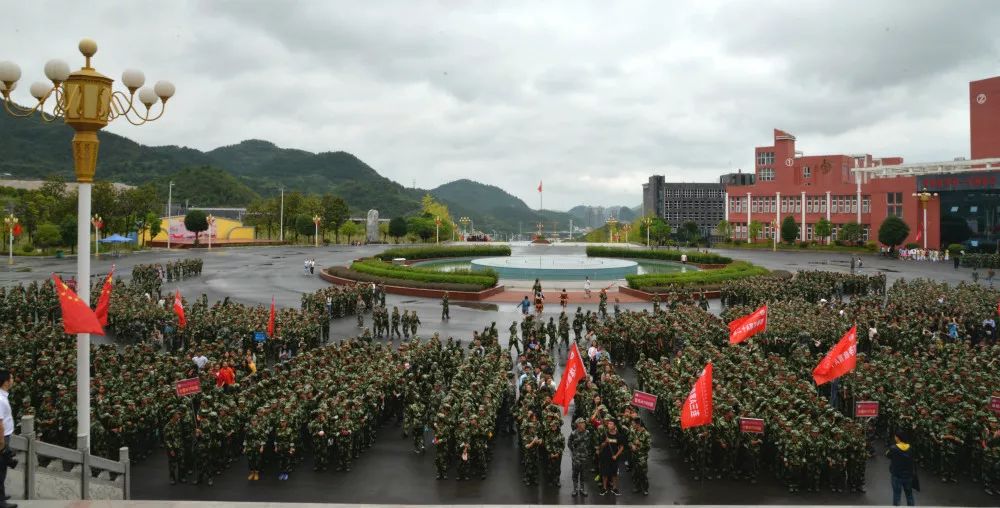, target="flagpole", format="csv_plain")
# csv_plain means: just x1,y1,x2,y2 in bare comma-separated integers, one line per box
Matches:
76,182,91,451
